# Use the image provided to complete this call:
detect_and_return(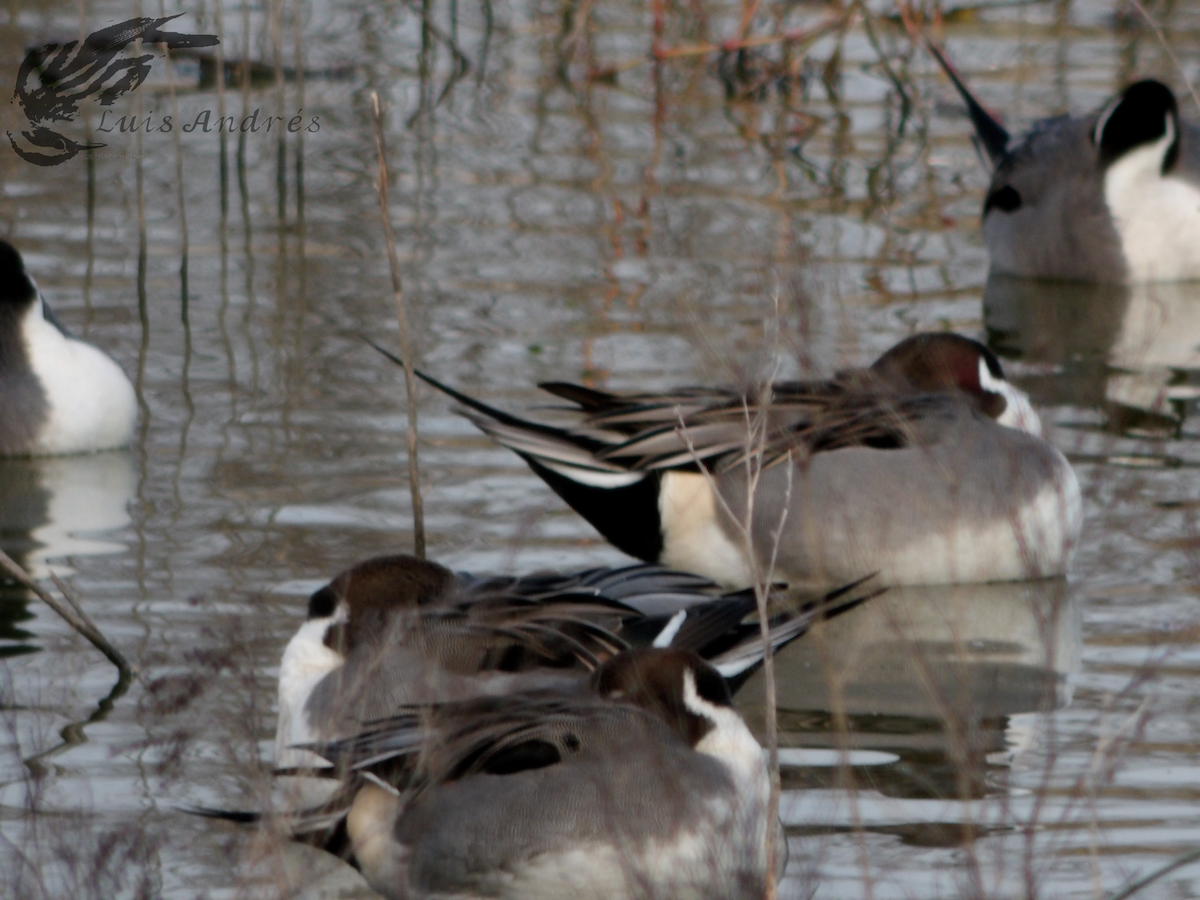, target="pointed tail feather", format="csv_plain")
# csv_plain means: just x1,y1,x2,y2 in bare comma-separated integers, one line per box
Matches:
368,339,621,473
713,575,883,690
368,339,572,440
537,381,622,411
180,804,264,824
925,39,1010,165
369,339,666,562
